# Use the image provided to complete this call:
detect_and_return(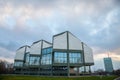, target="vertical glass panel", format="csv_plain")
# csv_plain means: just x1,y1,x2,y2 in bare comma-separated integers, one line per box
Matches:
41,54,52,65
41,47,52,65
42,47,52,55
42,49,46,55
47,47,52,53
24,53,29,66
54,52,67,63
69,52,81,63
29,56,40,65
14,61,23,67
25,53,29,63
